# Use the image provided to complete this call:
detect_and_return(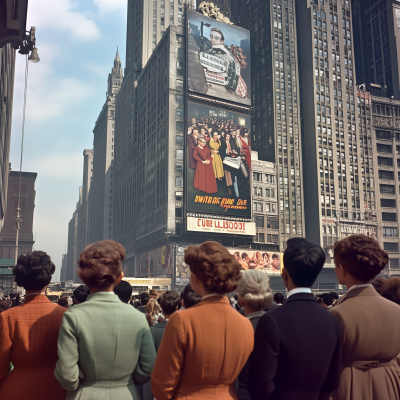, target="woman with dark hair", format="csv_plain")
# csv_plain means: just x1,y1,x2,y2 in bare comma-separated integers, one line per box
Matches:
323,235,400,400
151,241,254,400
0,251,66,400
55,240,156,400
